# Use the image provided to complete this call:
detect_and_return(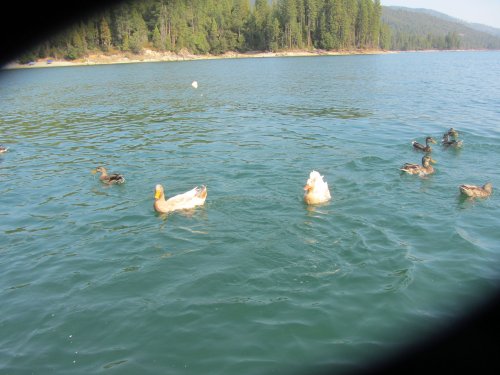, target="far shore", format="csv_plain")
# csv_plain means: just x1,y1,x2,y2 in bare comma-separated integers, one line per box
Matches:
3,48,494,70
2,48,397,70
